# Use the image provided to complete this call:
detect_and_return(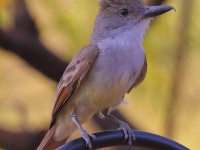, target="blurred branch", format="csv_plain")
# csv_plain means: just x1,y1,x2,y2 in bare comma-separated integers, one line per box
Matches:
165,0,193,137
0,0,67,81
0,128,46,150
0,28,67,81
